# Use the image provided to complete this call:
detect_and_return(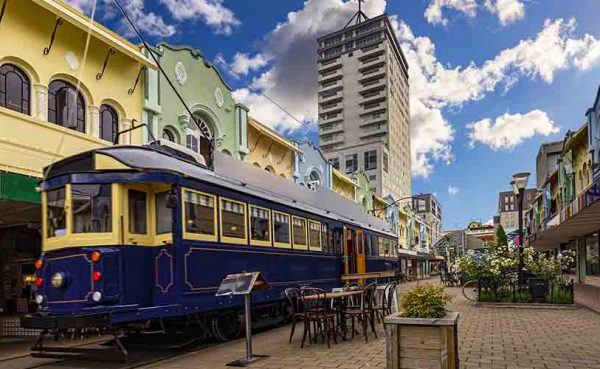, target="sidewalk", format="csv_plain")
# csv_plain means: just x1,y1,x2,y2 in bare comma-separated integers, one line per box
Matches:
138,280,600,369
